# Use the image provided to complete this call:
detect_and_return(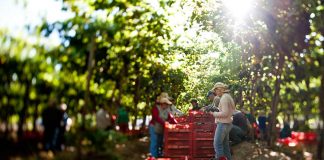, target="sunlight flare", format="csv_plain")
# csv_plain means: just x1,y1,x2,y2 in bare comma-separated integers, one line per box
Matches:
223,0,253,22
